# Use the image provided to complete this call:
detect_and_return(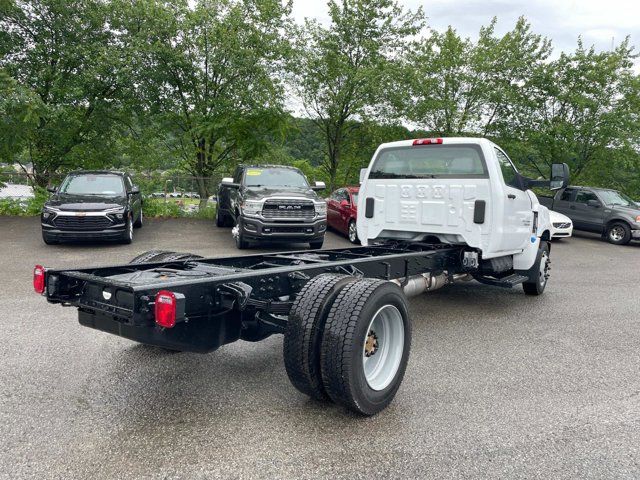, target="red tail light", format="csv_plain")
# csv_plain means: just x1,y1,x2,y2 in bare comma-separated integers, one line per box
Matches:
413,138,443,145
33,264,46,294
155,290,177,328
